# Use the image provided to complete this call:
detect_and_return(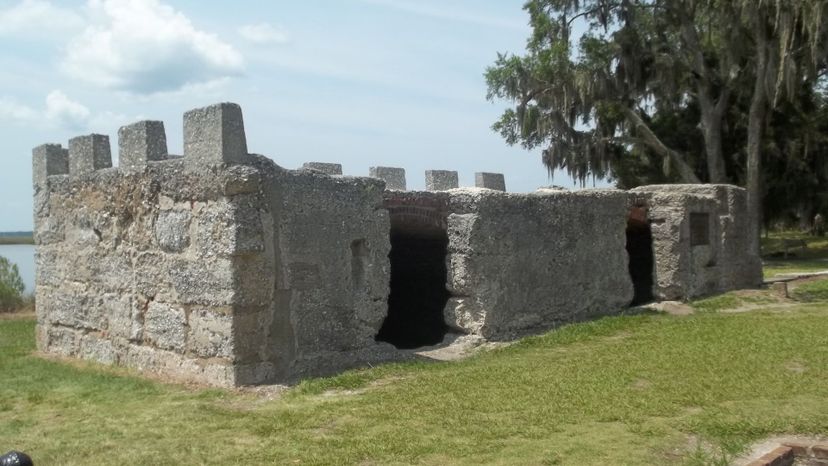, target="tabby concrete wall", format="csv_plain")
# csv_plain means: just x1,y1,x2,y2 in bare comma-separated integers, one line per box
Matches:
263,161,394,380
32,103,393,386
34,155,264,386
632,184,763,300
31,101,763,387
442,188,635,340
